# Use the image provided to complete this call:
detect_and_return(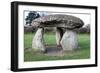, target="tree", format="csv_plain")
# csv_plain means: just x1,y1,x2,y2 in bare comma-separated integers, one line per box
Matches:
25,11,40,26
85,24,90,33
